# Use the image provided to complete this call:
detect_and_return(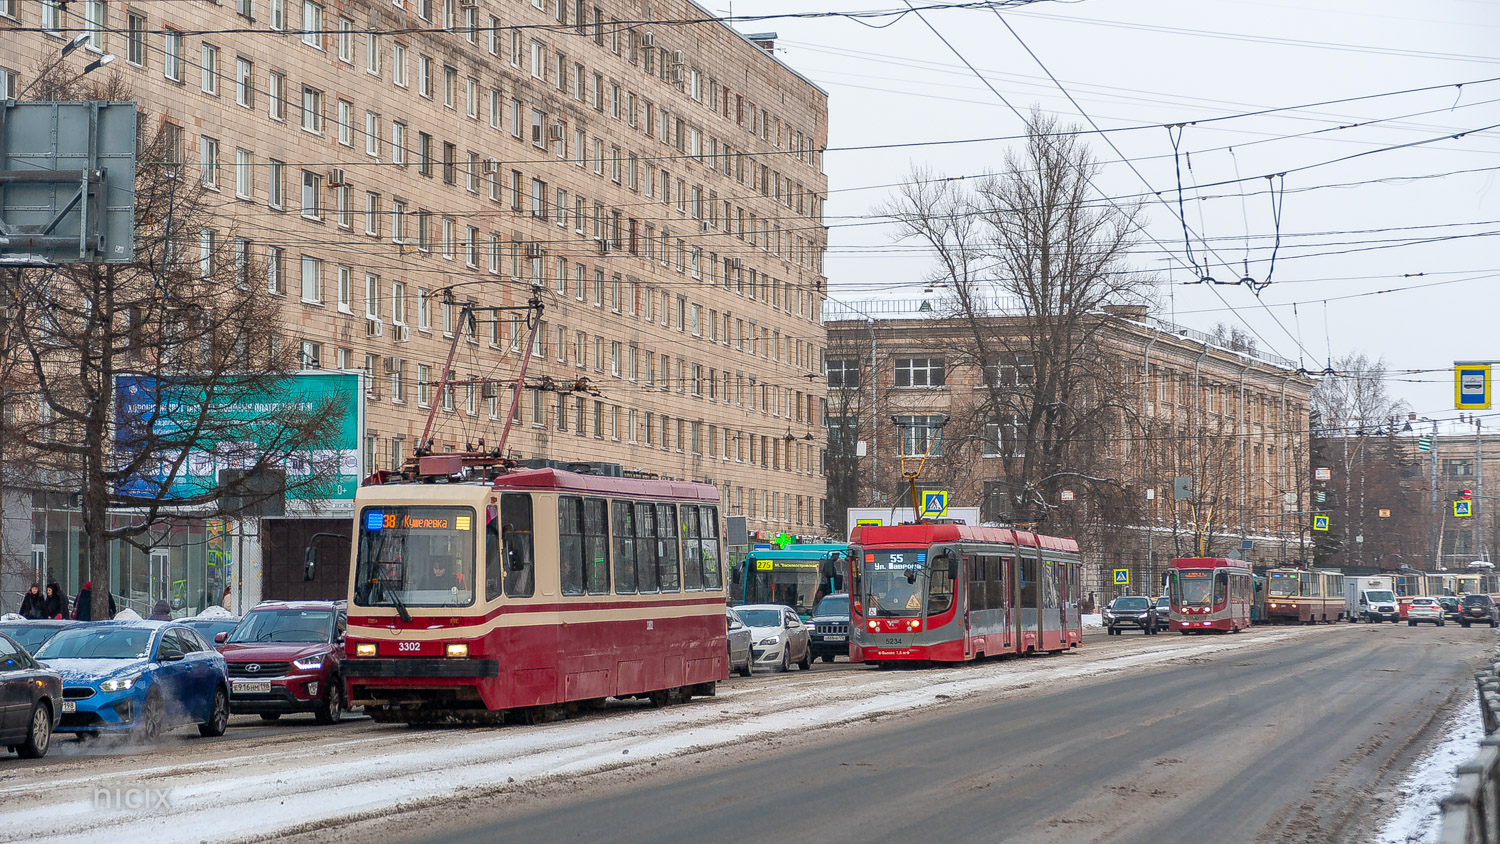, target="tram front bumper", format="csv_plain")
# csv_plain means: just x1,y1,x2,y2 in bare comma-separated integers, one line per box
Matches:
344,658,500,679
